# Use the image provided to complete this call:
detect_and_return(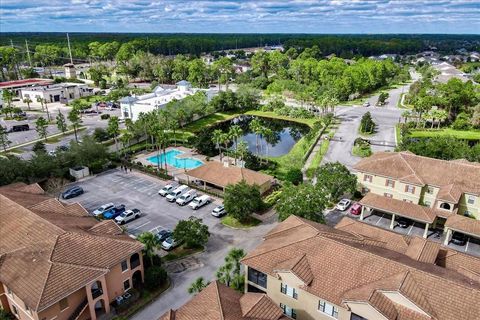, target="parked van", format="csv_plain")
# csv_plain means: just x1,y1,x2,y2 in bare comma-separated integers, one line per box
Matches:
188,195,211,210
166,185,189,202
159,183,176,197
176,190,198,206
